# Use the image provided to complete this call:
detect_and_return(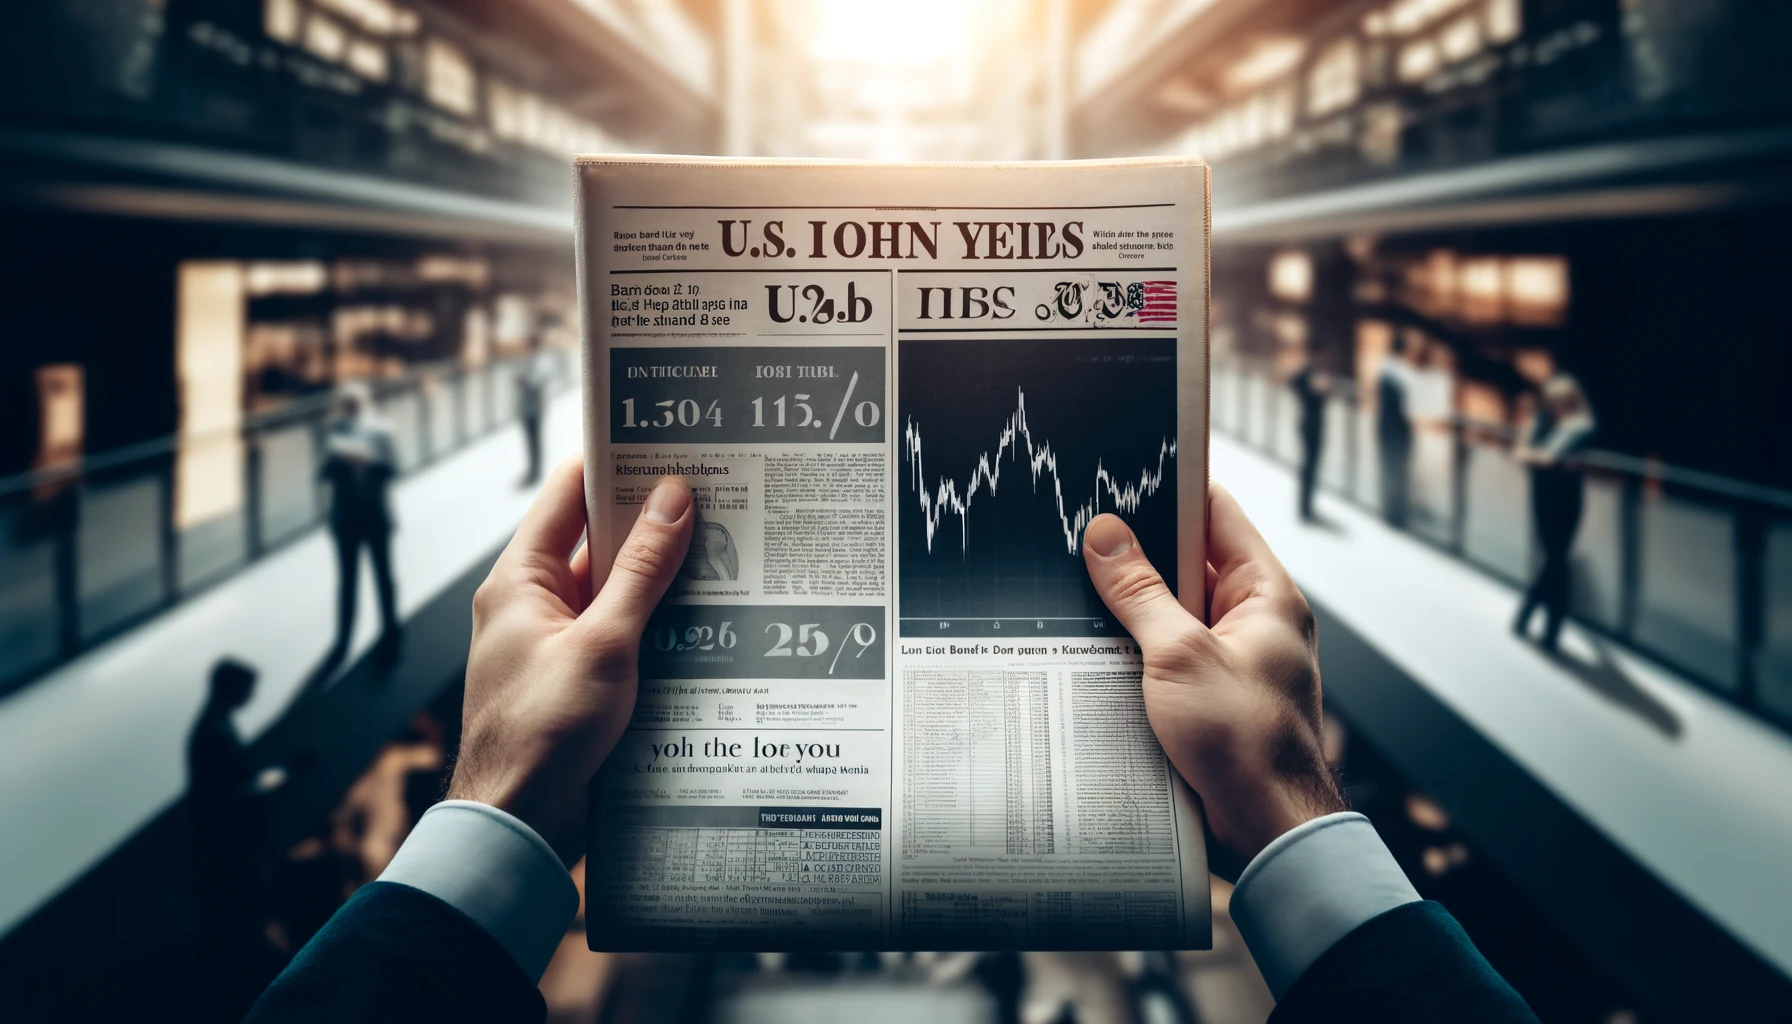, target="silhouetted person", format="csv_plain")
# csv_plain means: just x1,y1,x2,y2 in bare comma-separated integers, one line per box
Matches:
1376,335,1414,528
320,382,400,661
1289,362,1331,522
1514,374,1596,652
516,333,553,487
189,659,283,1023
